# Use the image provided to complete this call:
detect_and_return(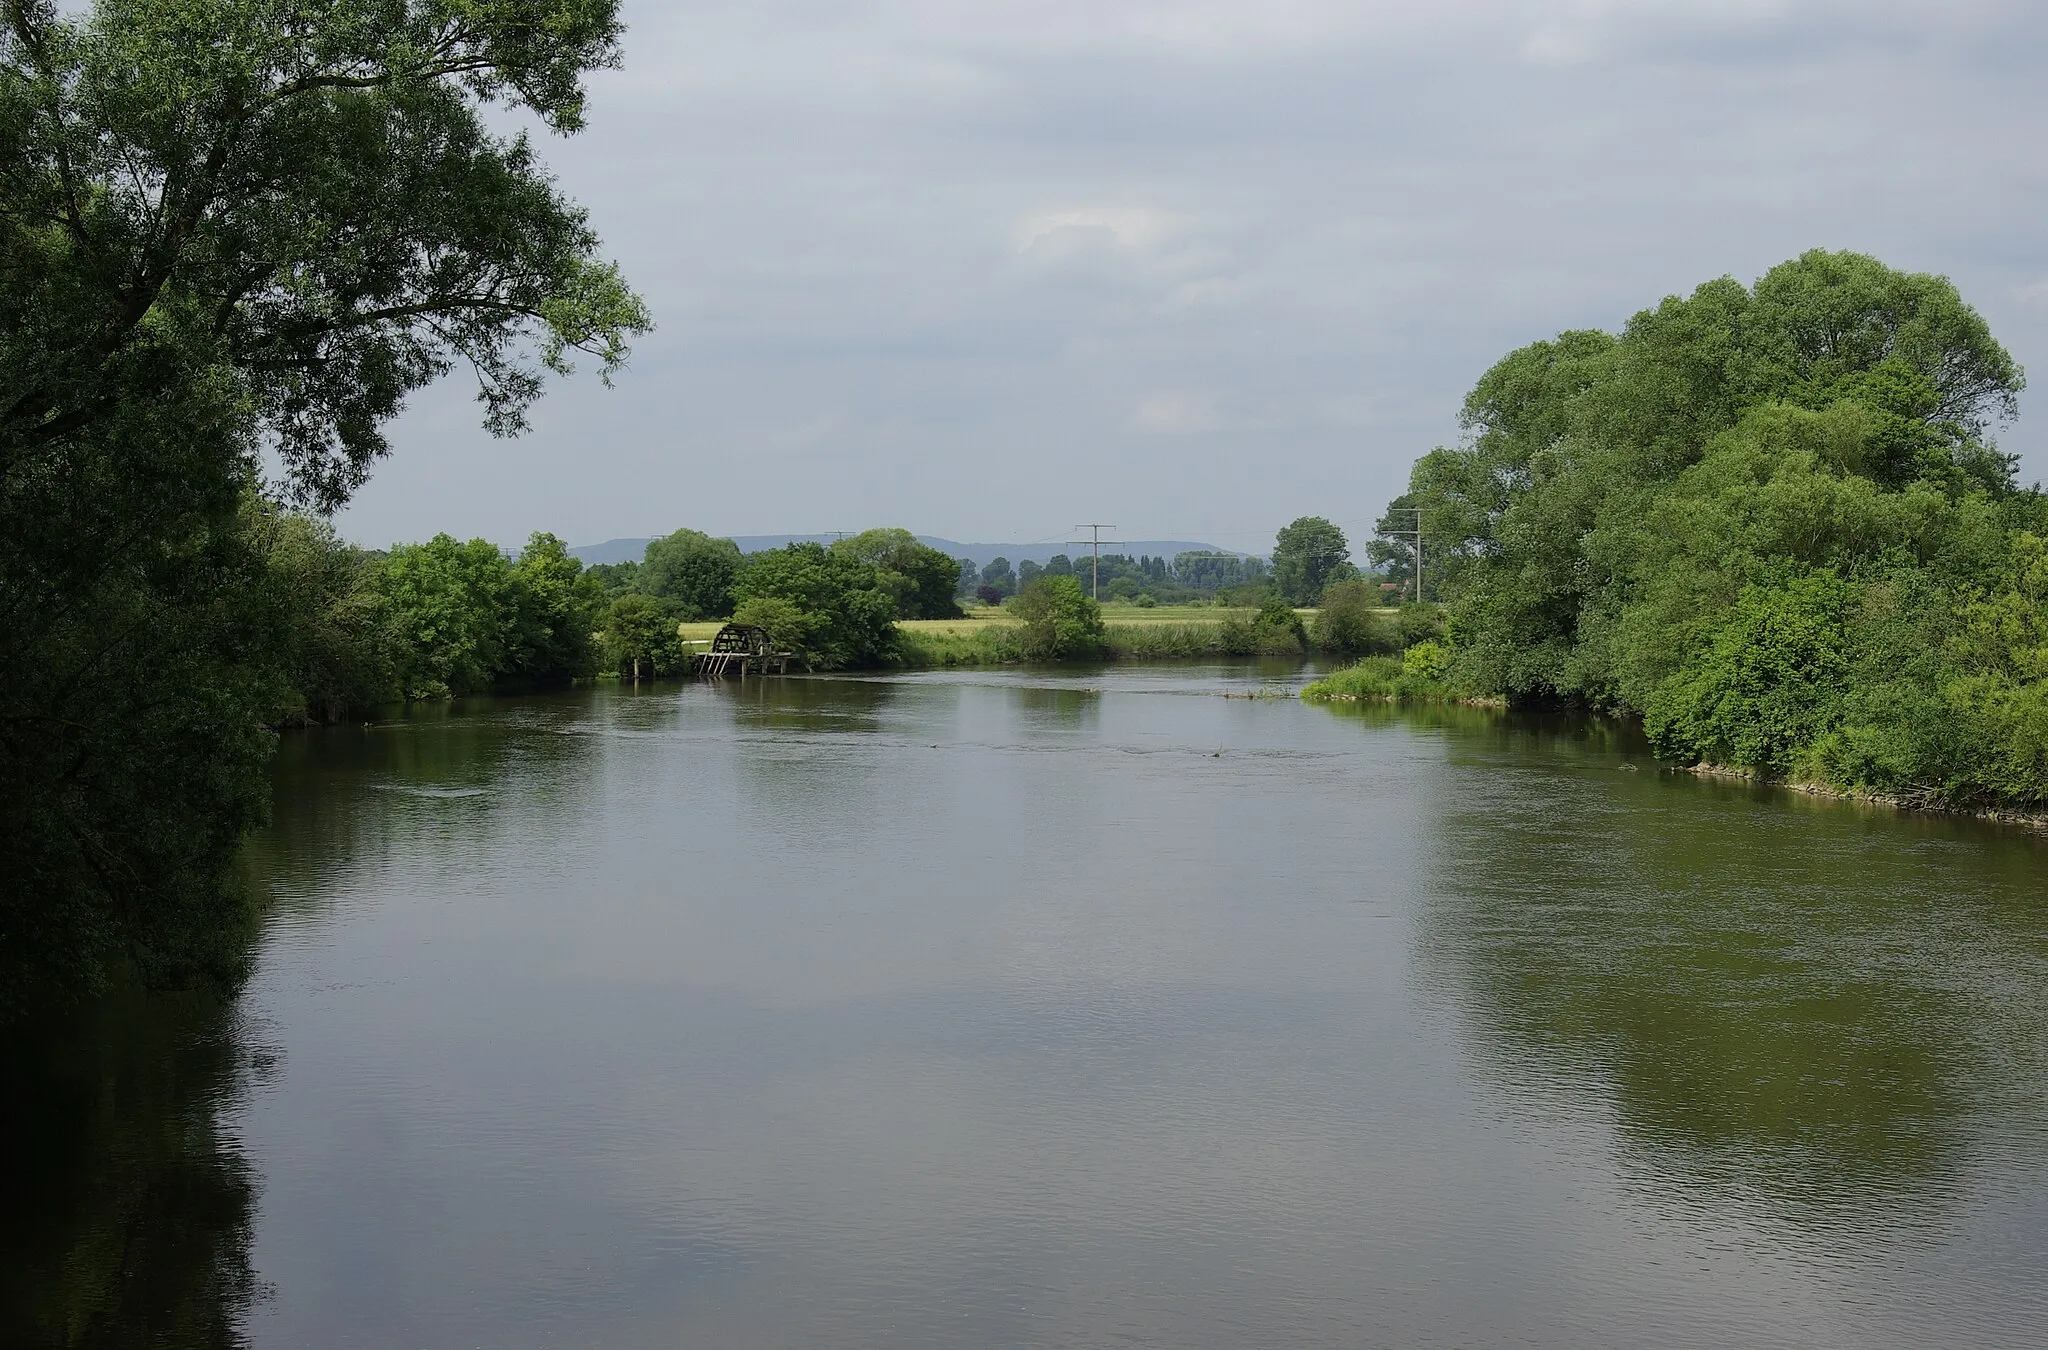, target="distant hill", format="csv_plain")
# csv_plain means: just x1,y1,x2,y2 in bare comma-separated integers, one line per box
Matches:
568,535,1255,567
